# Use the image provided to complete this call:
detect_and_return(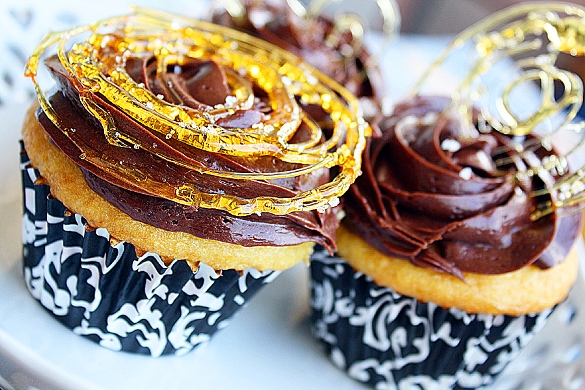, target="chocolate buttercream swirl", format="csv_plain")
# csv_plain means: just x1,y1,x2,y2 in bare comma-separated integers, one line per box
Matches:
343,96,582,278
25,9,371,251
